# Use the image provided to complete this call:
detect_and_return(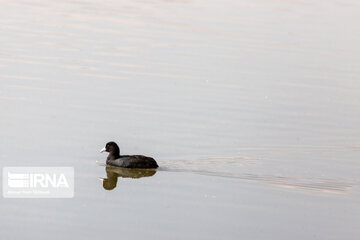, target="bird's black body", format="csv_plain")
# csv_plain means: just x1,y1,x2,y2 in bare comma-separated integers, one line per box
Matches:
101,142,158,169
